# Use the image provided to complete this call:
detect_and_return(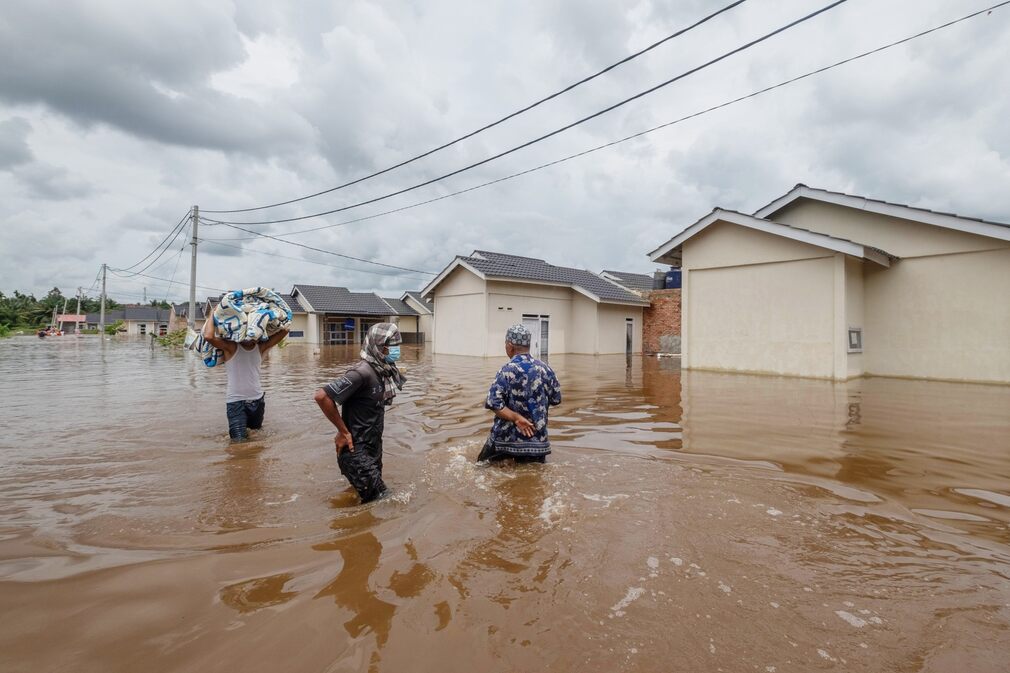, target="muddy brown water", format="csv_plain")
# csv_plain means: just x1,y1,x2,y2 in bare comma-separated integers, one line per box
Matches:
0,337,1008,672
